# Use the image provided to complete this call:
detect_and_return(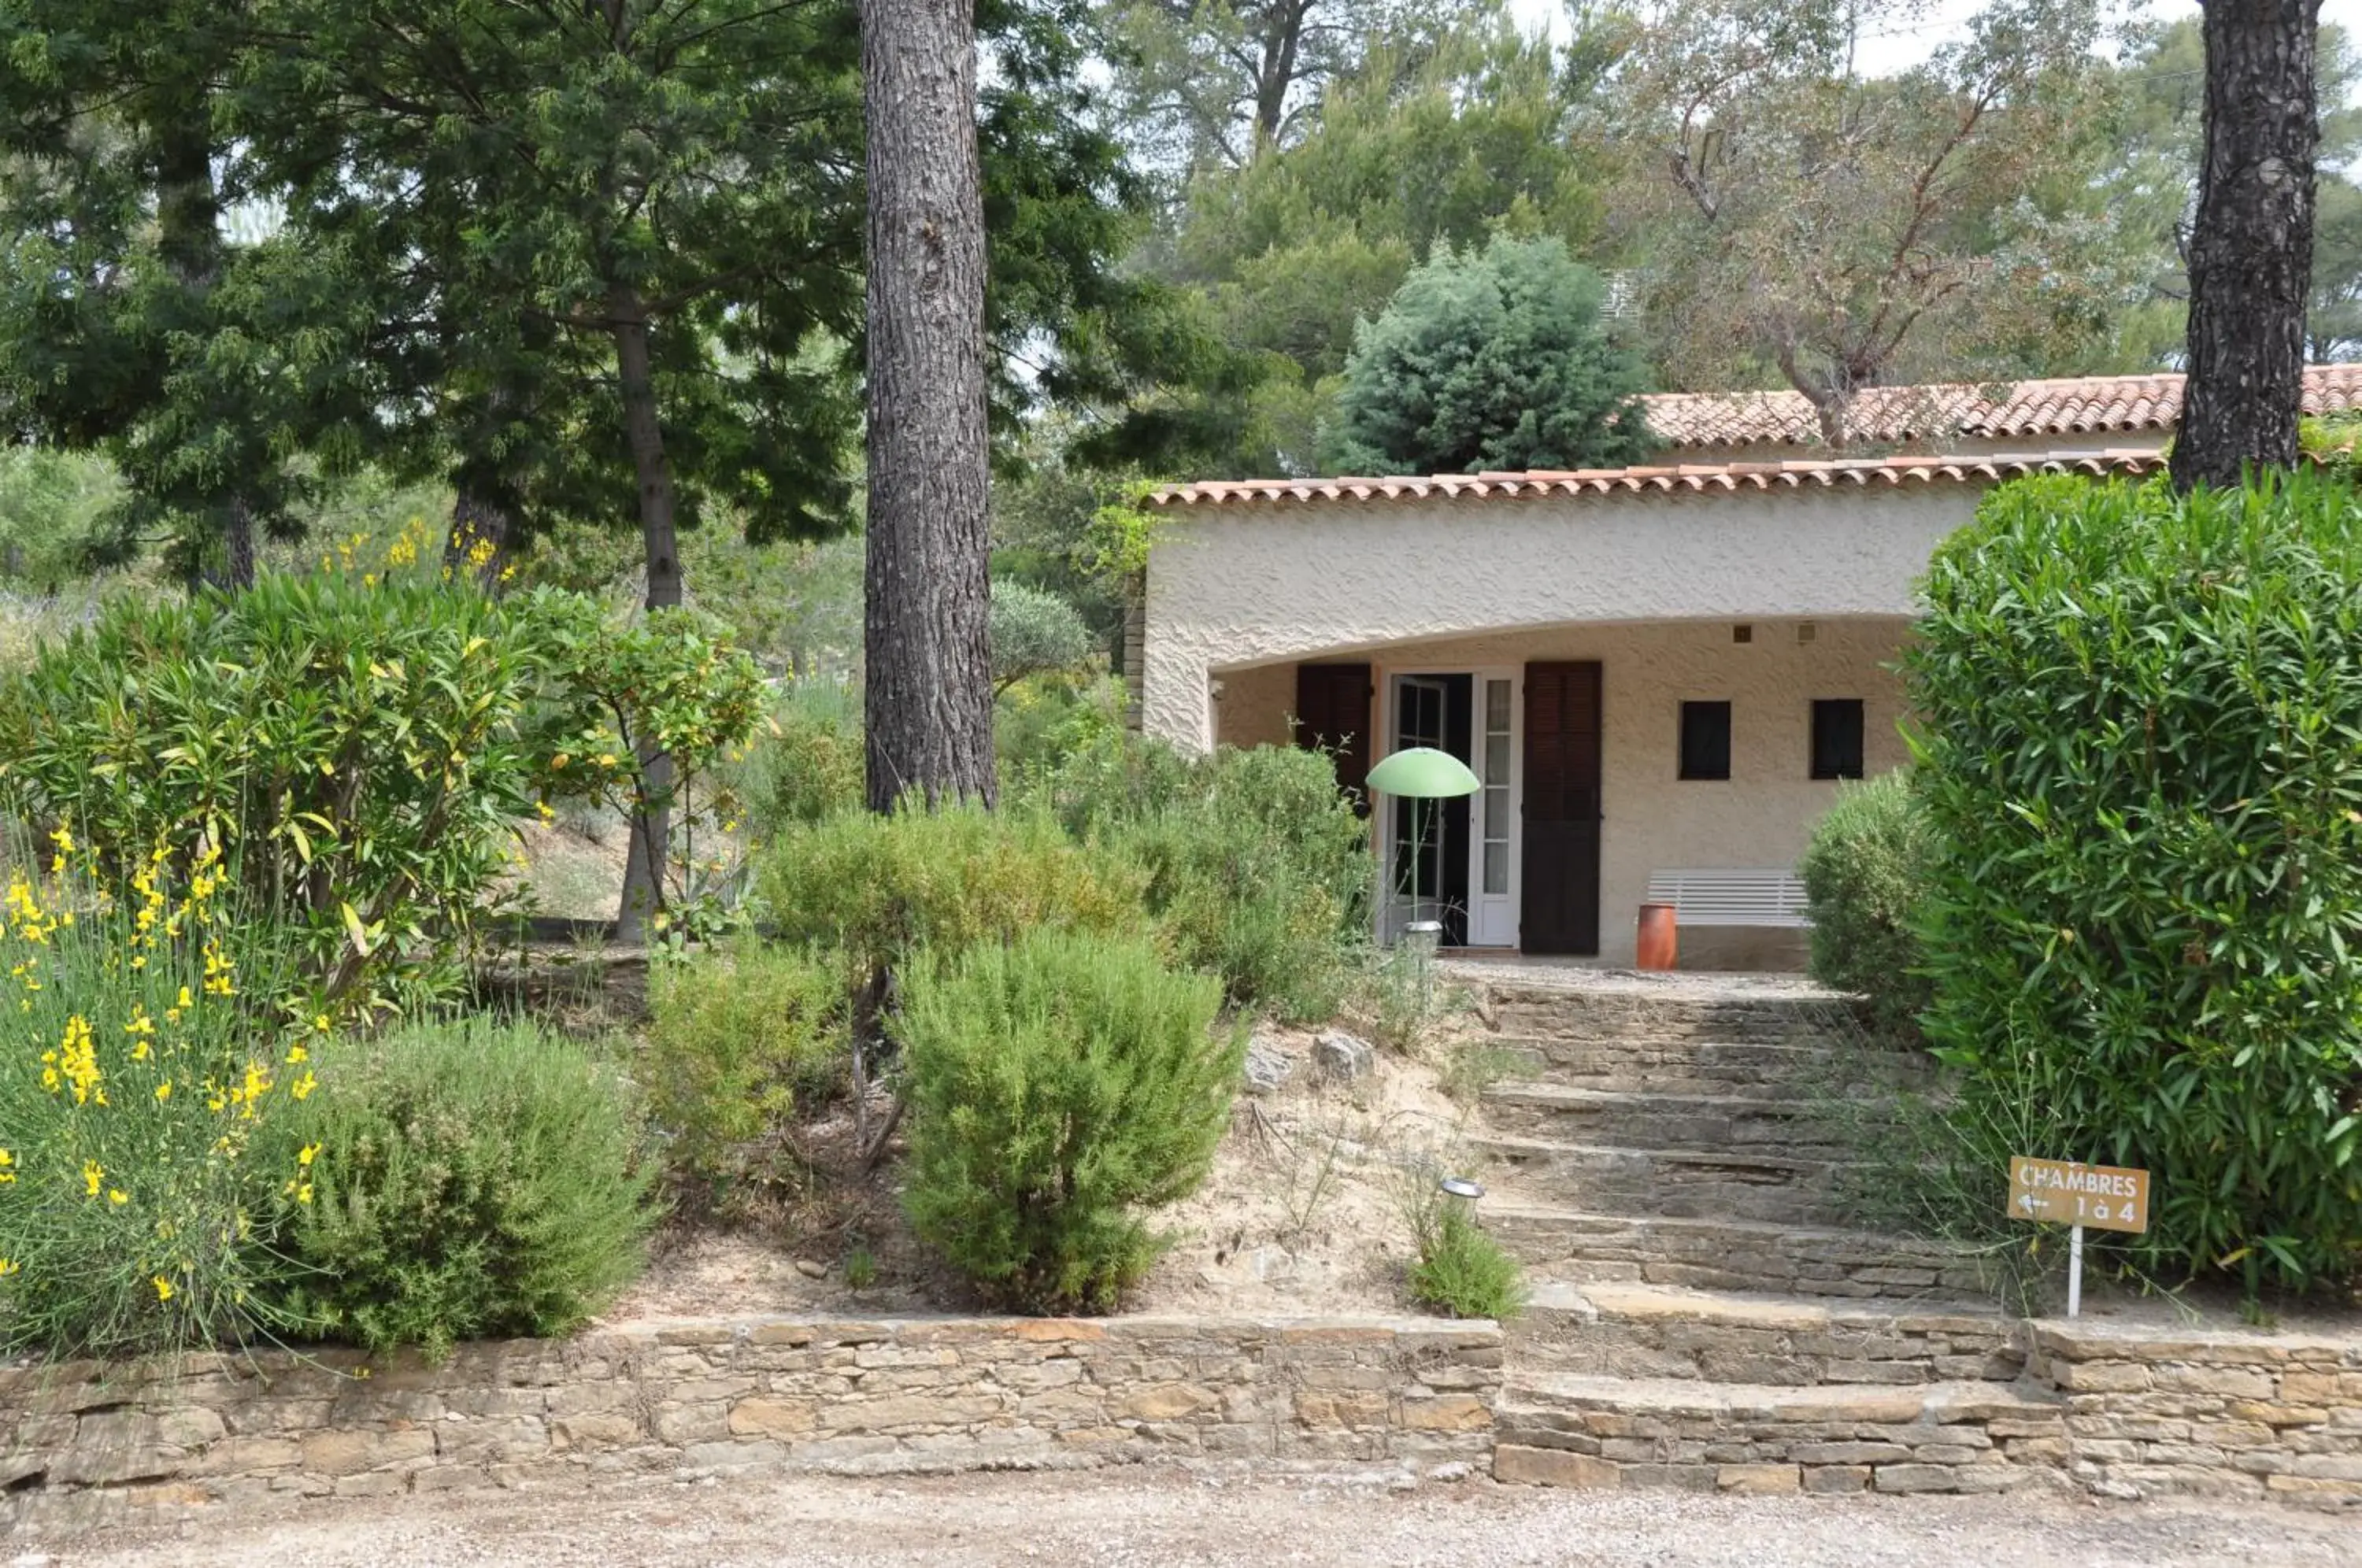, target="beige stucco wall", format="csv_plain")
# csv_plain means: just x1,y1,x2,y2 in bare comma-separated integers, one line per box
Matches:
1141,483,1977,750
1211,618,1911,966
